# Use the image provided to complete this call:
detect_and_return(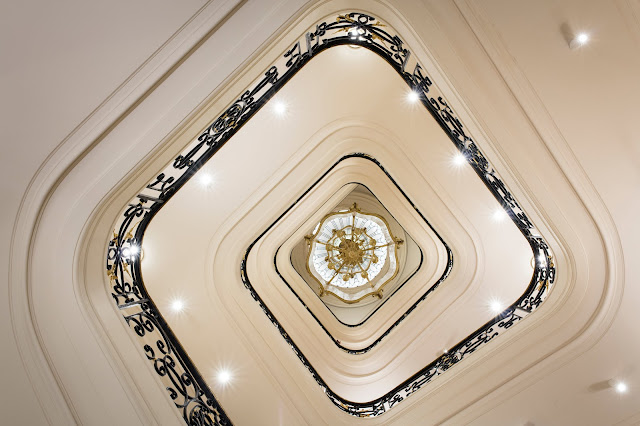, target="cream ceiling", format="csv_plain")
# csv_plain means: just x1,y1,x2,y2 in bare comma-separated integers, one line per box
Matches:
3,0,639,425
